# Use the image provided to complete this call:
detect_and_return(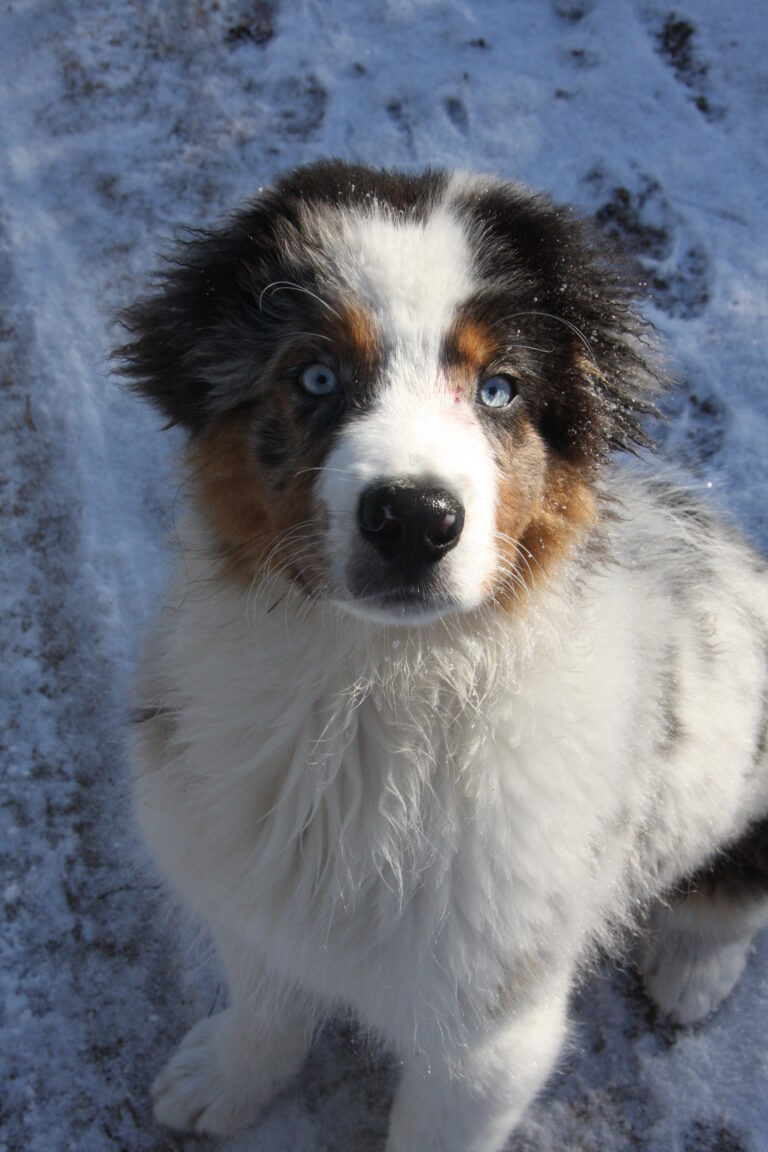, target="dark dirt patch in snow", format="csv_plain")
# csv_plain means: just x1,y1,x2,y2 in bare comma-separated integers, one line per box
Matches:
684,1119,749,1152
554,0,596,23
588,171,711,319
225,0,278,48
654,13,723,120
